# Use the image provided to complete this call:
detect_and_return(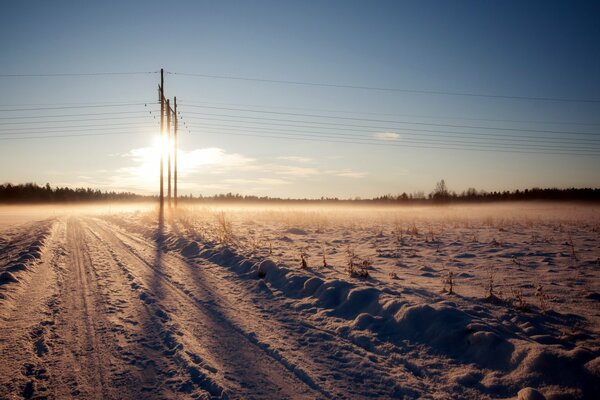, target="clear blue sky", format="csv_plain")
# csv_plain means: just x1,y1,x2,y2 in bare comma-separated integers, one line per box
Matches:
1,1,599,198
